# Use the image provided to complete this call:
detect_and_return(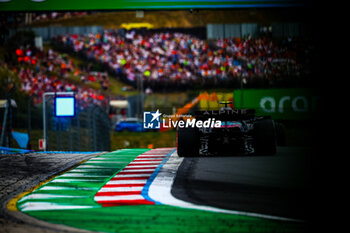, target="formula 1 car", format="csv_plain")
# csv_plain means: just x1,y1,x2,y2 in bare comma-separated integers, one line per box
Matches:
177,102,278,157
